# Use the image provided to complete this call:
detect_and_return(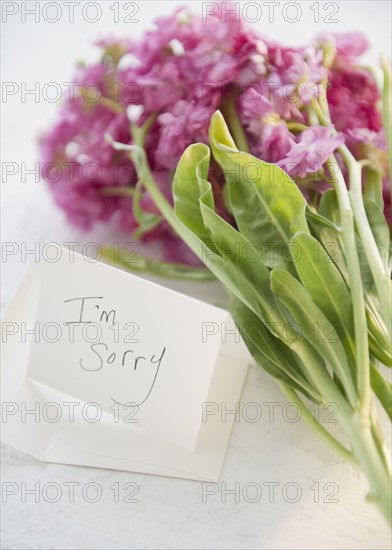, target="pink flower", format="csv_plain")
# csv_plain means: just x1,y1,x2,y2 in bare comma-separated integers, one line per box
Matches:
251,118,295,164
317,31,369,62
266,43,326,108
155,101,213,169
279,126,344,178
40,64,136,230
328,66,382,133
133,63,184,112
41,12,390,262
